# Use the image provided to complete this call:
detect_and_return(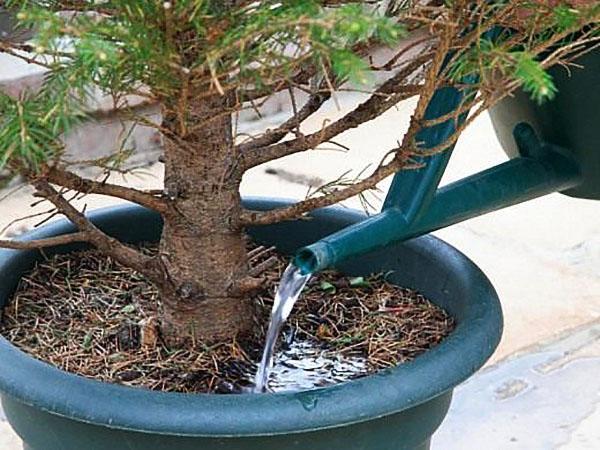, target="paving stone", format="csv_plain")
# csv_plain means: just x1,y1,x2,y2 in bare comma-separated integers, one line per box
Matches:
433,322,600,450
0,421,20,450
560,404,600,449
